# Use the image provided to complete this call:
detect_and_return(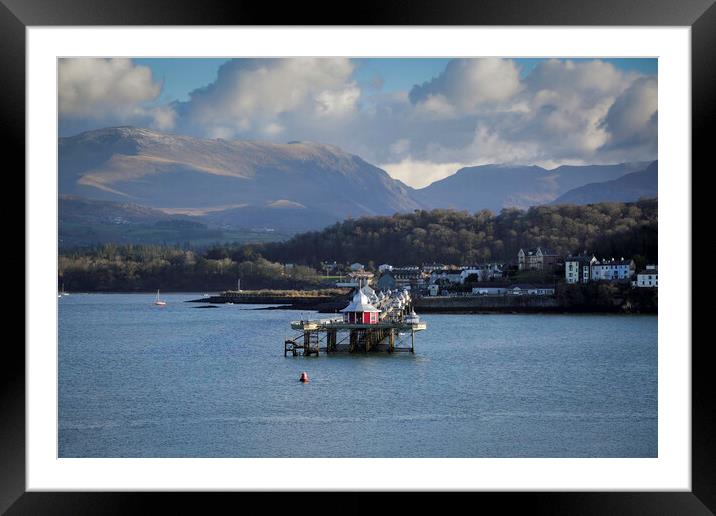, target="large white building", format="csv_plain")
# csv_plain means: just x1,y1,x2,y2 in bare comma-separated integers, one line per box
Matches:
635,265,658,288
565,255,635,284
590,258,636,281
459,263,504,283
565,255,597,284
429,269,463,285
